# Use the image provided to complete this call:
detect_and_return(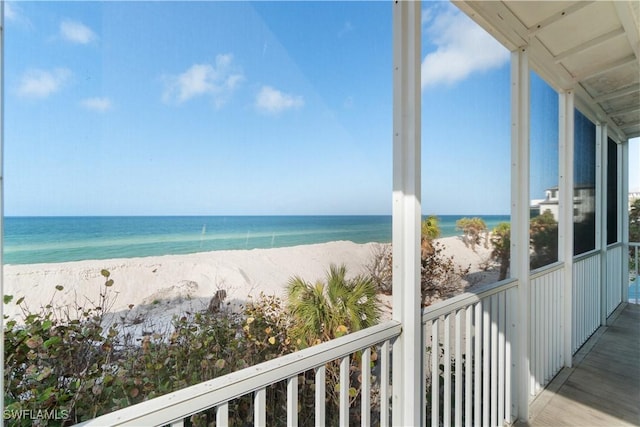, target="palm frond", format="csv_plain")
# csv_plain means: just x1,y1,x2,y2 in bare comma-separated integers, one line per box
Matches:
286,264,382,347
